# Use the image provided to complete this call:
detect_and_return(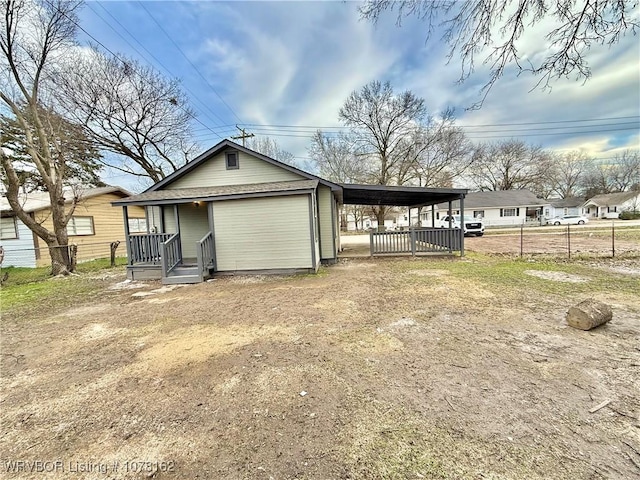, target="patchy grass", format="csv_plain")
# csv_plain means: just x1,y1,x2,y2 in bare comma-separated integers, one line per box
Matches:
392,253,640,297
0,257,126,314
